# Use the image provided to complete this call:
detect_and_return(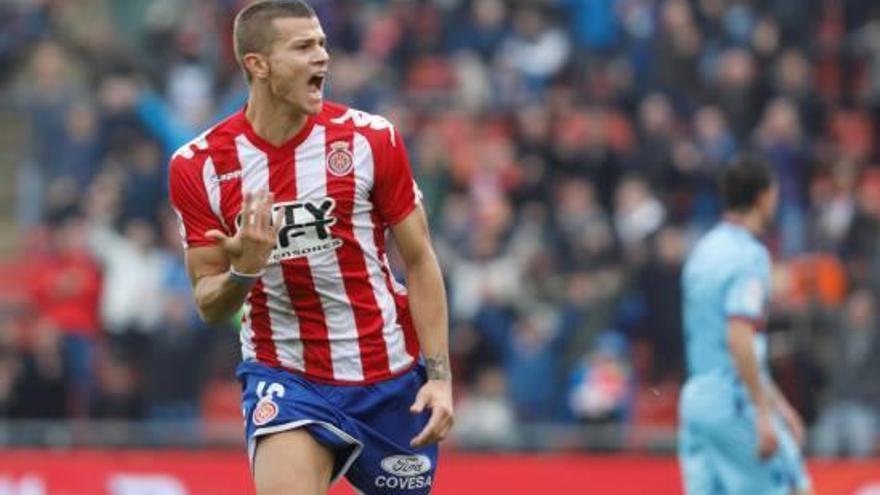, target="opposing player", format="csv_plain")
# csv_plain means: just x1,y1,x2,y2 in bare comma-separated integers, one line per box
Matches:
679,157,812,495
168,2,453,494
